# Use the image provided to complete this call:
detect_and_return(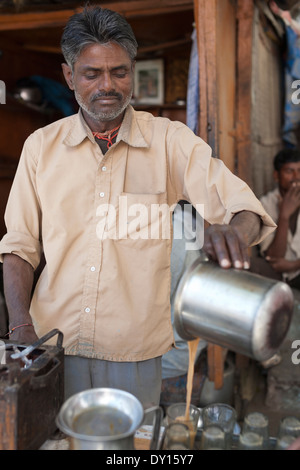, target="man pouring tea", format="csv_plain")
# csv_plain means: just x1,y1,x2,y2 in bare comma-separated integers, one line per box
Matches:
0,6,275,408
